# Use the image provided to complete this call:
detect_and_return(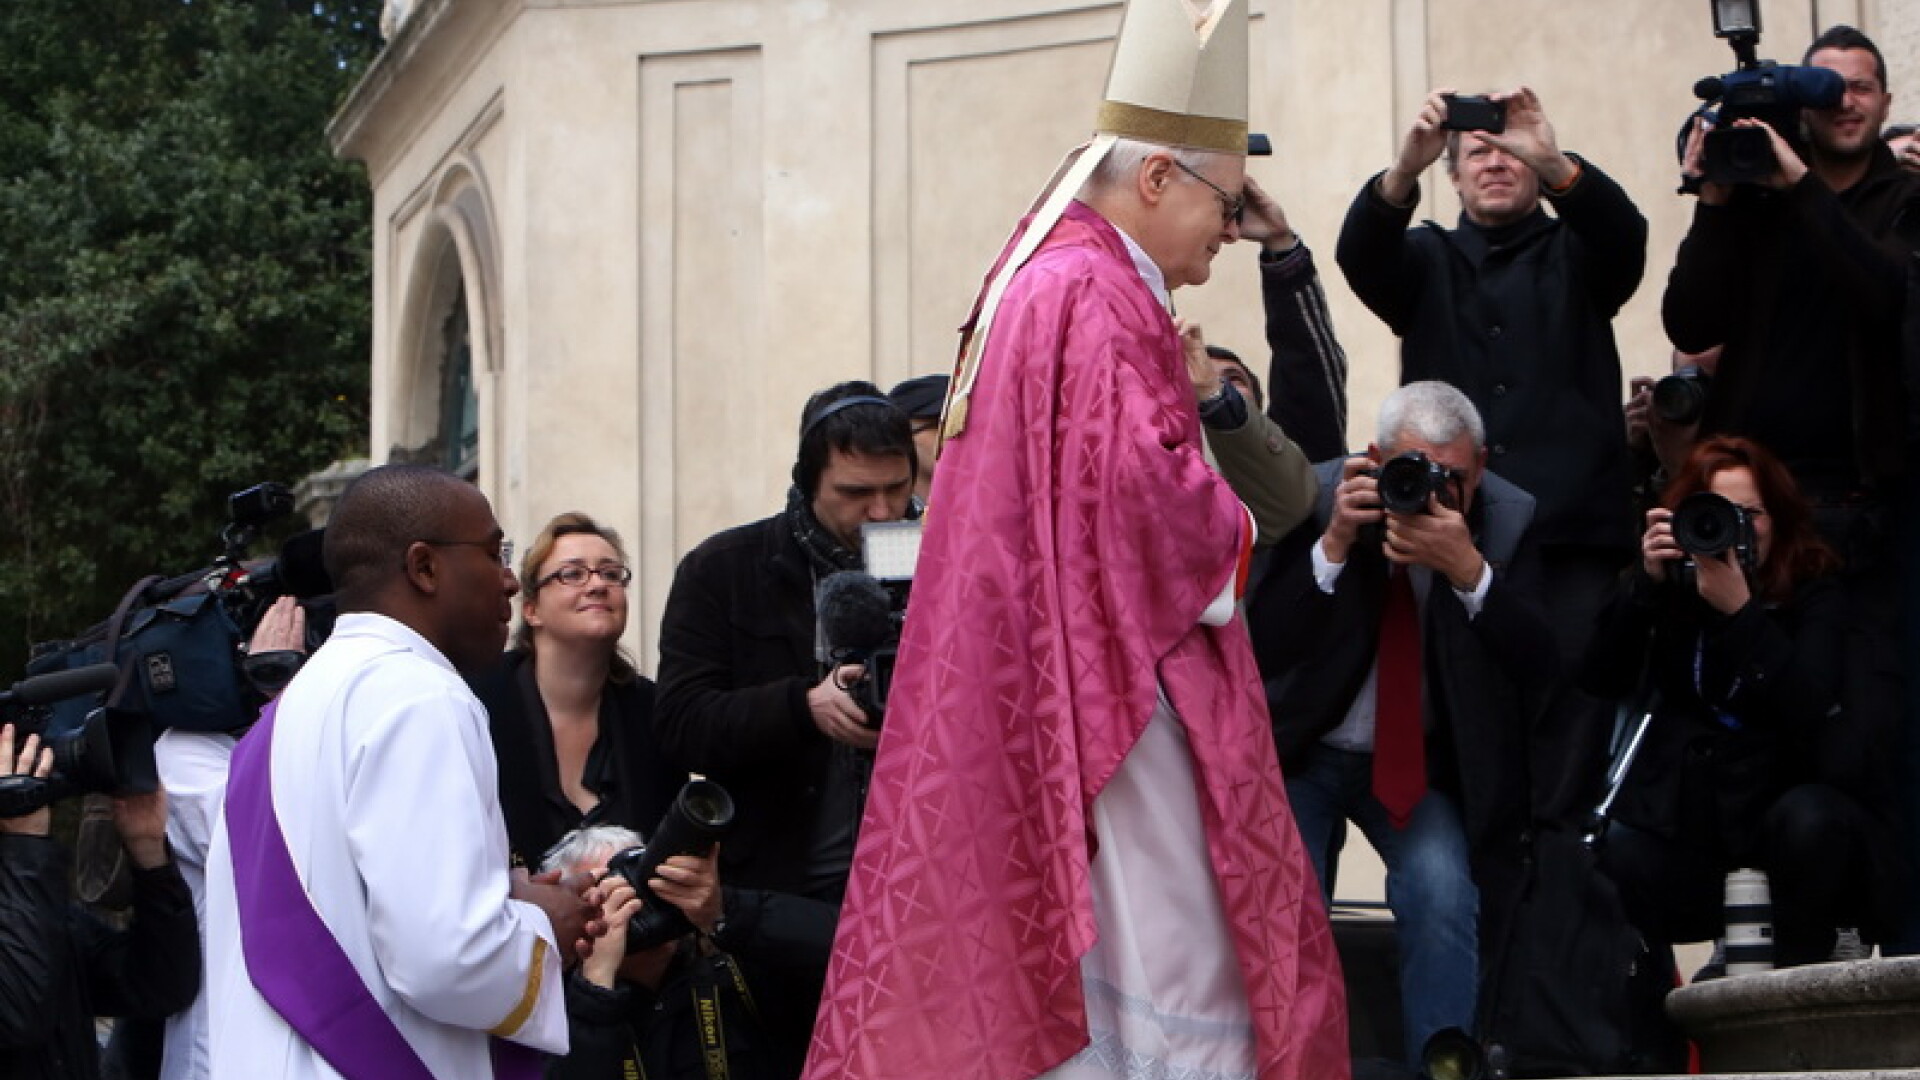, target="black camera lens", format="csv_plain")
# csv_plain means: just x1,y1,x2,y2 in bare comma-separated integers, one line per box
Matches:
1702,126,1778,186
1671,492,1745,557
1652,367,1711,424
607,779,737,952
1378,452,1443,516
681,785,734,829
